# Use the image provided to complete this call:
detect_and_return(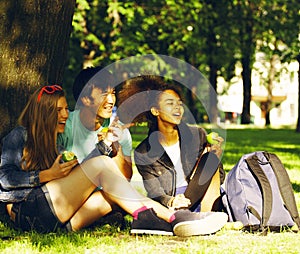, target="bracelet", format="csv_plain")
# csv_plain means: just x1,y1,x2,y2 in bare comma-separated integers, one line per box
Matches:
96,140,113,157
